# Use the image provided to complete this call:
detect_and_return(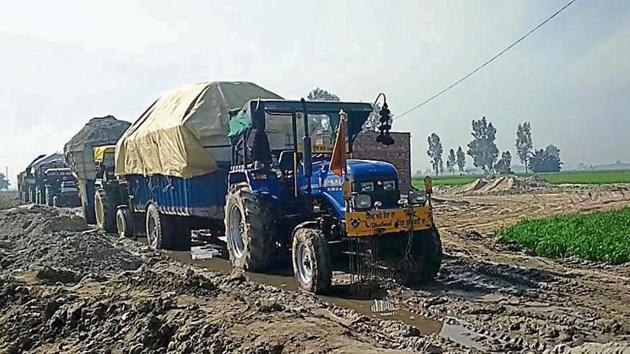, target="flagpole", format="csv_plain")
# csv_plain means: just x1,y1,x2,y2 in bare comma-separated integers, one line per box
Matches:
338,110,352,212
